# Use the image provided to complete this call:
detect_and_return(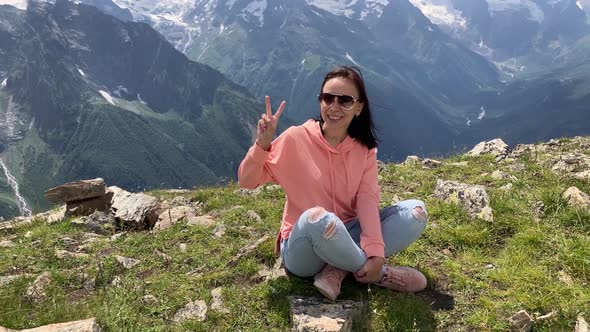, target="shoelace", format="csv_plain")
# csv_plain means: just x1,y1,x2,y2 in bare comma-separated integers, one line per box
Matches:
380,268,405,287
